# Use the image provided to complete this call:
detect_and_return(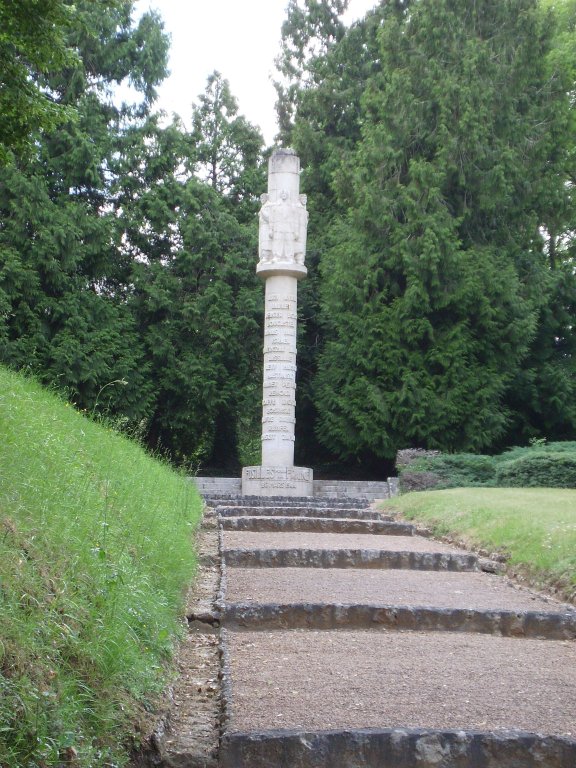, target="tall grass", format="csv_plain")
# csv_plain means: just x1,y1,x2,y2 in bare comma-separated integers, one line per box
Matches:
0,366,202,766
381,488,576,599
